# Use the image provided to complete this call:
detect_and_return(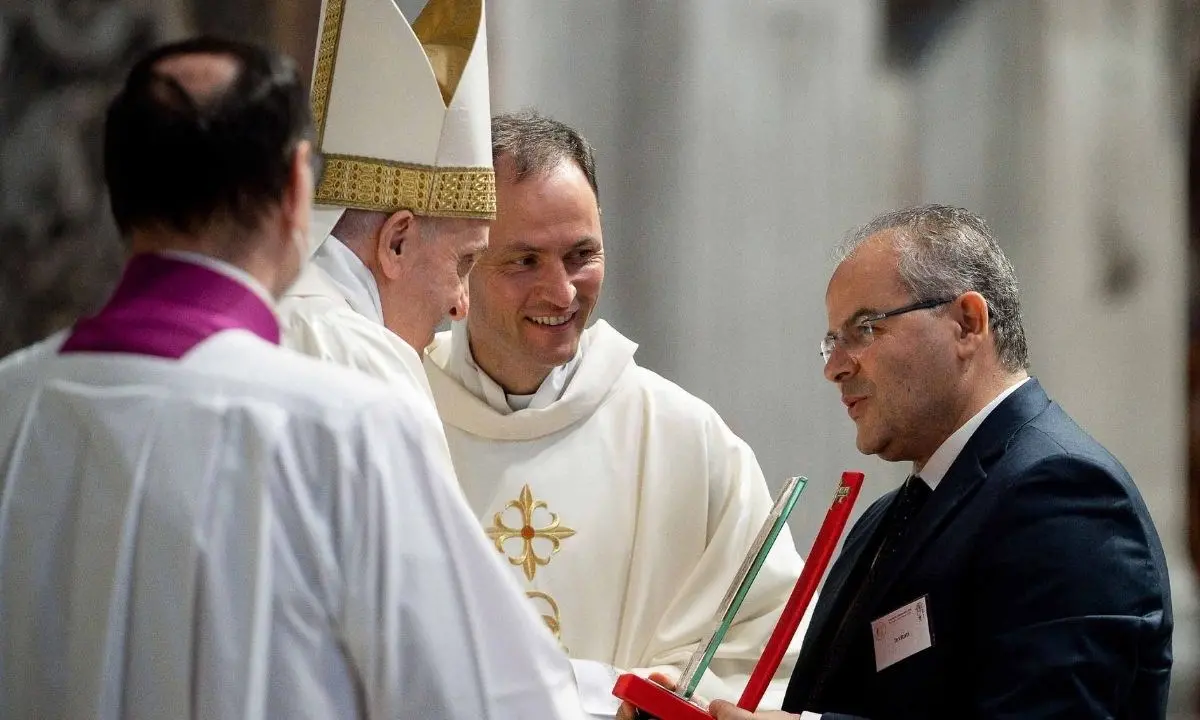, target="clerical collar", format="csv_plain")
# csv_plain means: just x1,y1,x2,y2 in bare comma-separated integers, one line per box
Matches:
60,252,280,359
445,319,584,414
310,234,385,323
915,377,1030,490
157,249,275,307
